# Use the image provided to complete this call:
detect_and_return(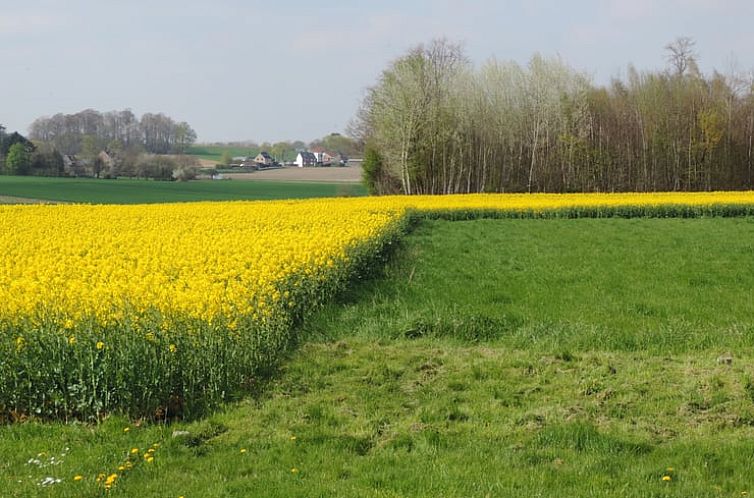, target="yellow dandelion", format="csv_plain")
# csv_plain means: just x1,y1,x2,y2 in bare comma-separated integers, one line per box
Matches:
169,344,177,353
96,341,105,350
240,448,247,454
73,475,83,481
145,456,154,463
123,427,130,433
68,335,76,345
290,436,297,441
104,473,118,488
291,468,299,474
130,447,139,454
662,475,672,482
